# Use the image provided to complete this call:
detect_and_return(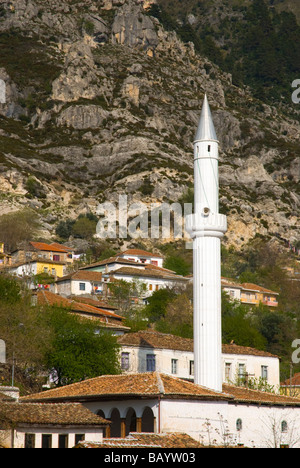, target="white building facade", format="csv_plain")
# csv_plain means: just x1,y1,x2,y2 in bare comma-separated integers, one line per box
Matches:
118,331,280,389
